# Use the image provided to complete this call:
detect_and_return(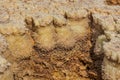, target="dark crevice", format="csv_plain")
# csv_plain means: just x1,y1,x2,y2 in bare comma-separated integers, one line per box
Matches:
88,13,105,80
